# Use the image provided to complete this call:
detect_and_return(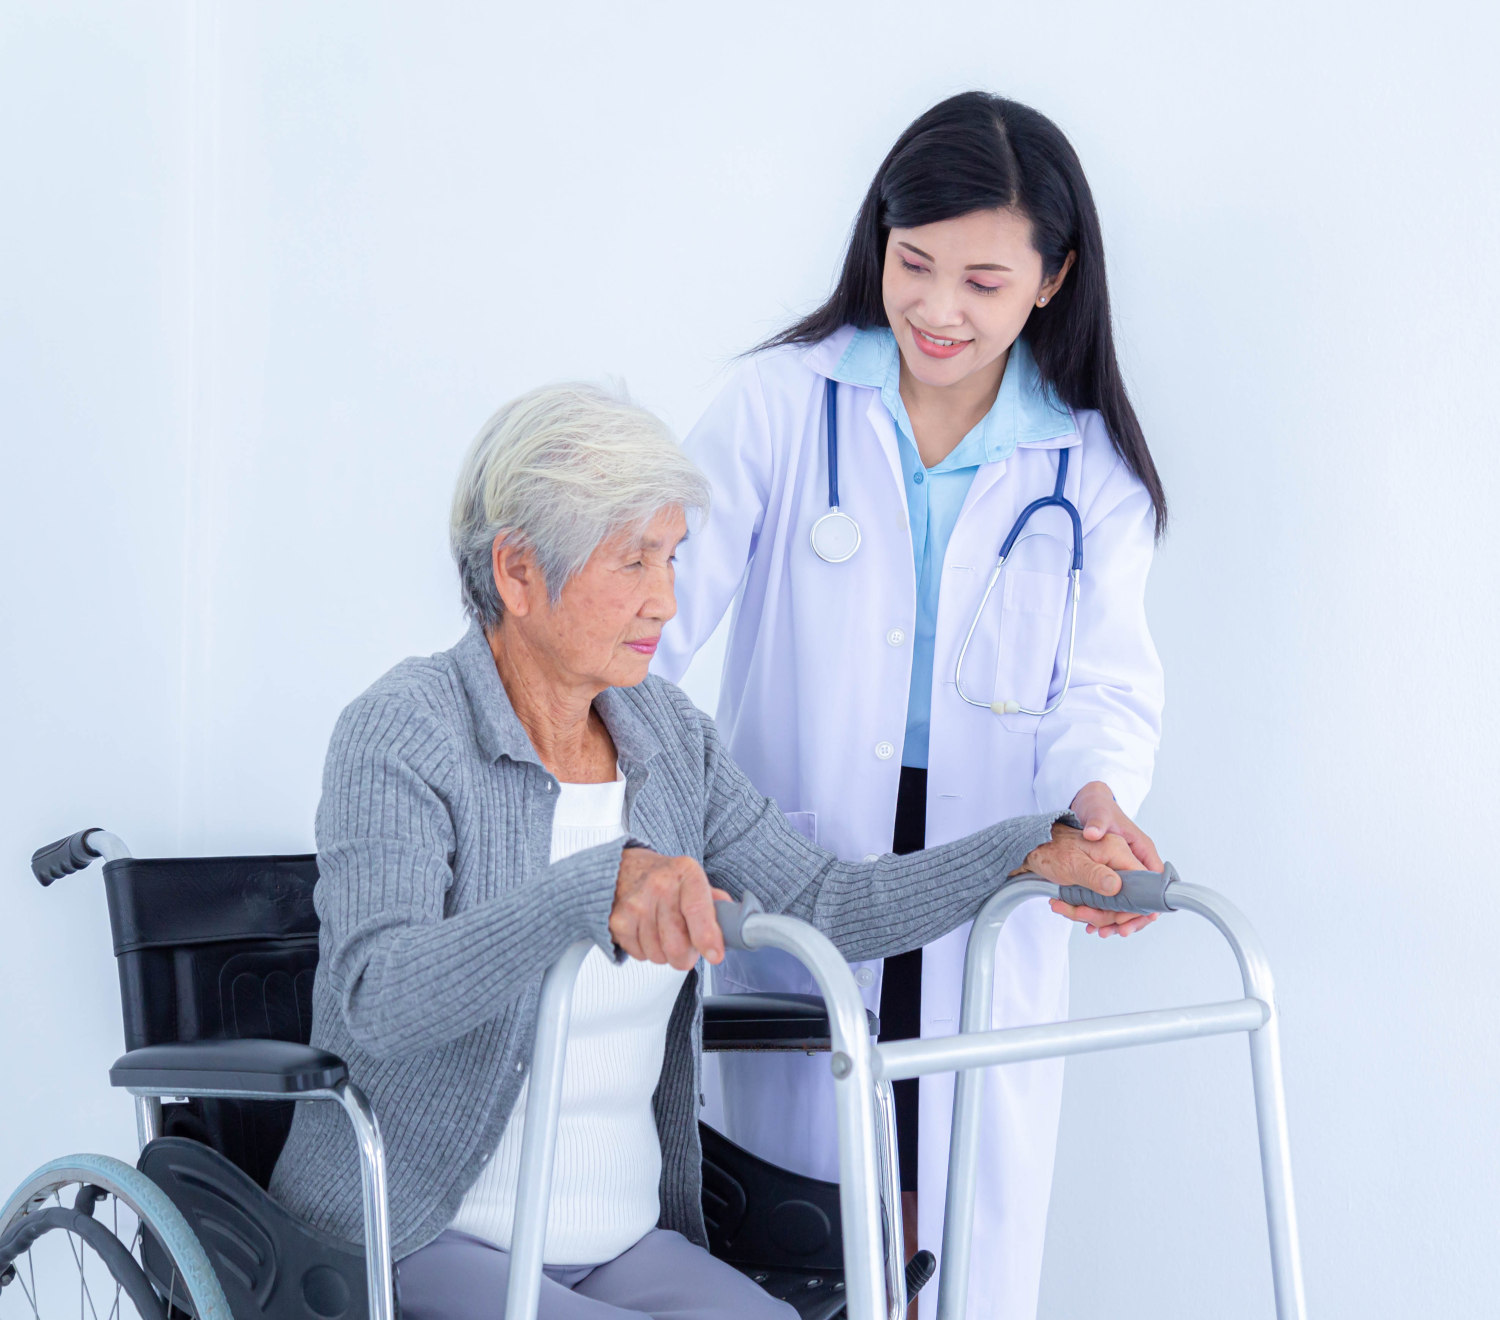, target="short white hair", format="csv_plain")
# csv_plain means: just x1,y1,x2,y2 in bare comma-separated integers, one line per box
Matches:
450,381,710,627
